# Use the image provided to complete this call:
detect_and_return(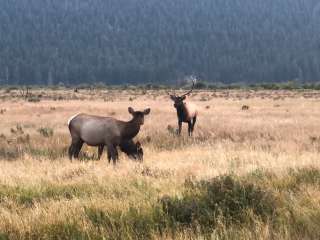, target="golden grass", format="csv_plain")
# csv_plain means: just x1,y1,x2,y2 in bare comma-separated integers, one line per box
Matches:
0,89,320,239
